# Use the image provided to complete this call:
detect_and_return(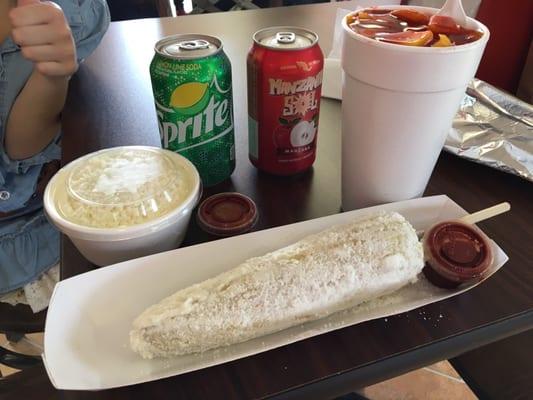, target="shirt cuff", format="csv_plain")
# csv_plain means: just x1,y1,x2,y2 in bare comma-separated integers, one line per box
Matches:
1,134,61,176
